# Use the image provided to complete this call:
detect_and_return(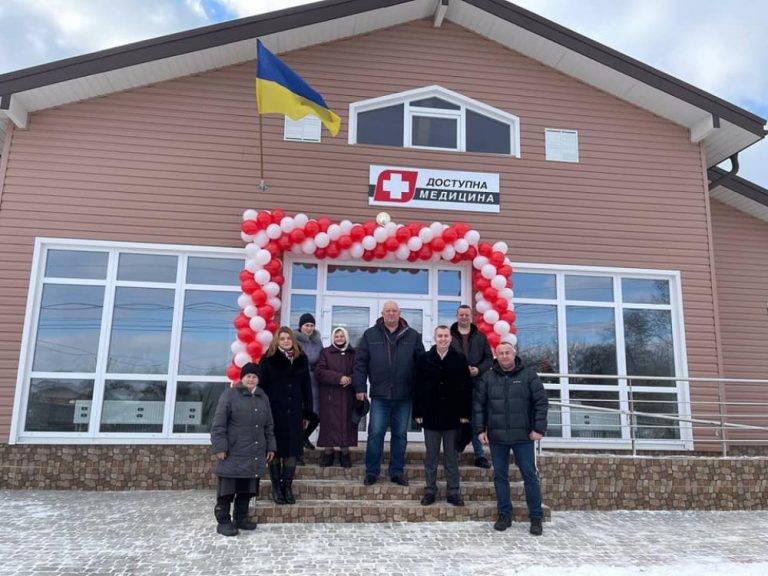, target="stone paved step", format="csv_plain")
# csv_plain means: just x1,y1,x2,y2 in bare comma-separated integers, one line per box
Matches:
301,446,494,466
251,499,550,523
256,479,520,500
295,463,522,482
